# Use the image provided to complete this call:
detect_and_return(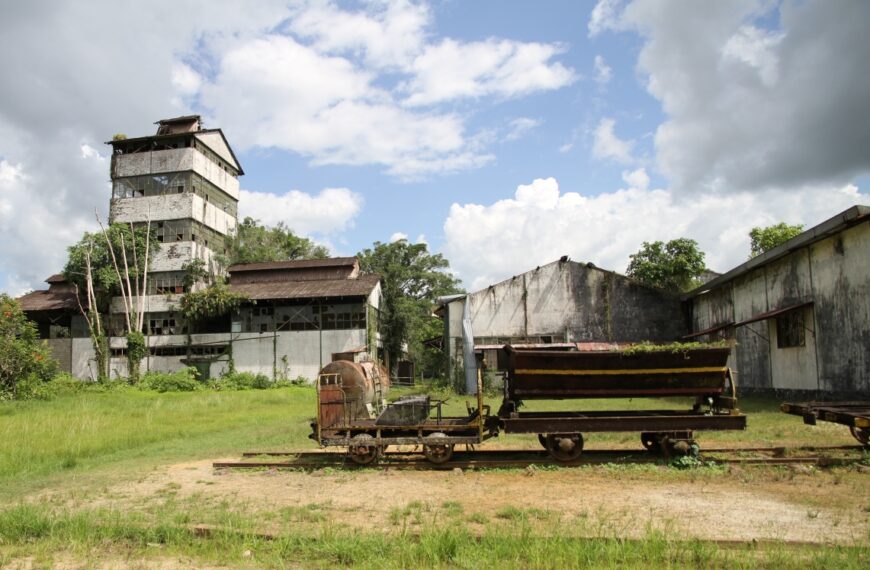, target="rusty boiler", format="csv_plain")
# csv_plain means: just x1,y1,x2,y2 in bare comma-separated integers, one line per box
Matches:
317,360,390,424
